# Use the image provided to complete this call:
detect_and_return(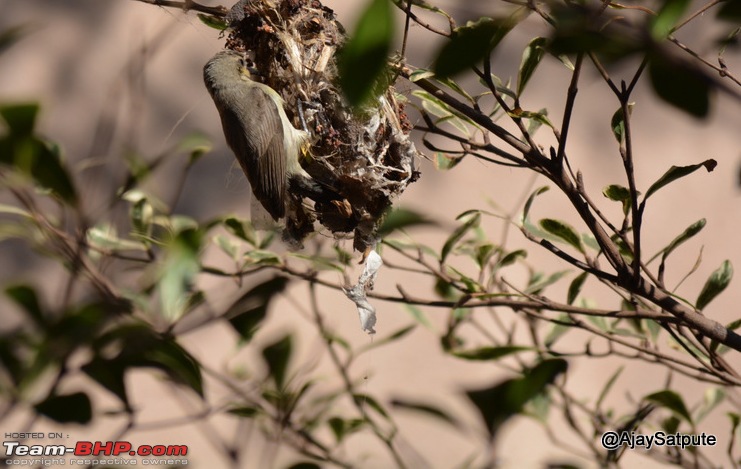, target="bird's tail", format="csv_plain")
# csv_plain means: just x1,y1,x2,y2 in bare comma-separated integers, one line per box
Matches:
250,193,281,230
